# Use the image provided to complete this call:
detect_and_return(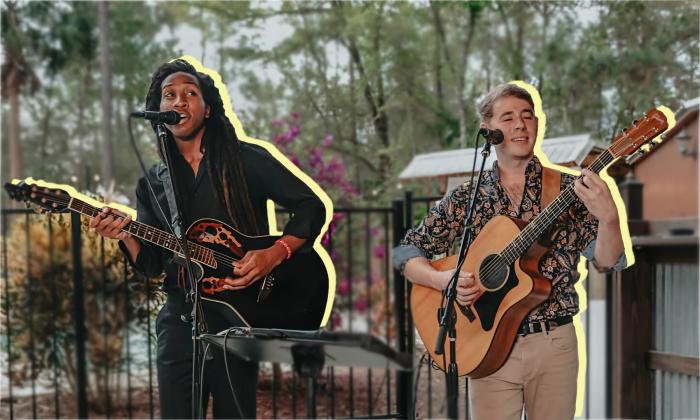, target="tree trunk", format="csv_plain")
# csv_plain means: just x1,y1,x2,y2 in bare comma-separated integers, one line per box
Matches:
457,11,477,148
8,75,22,182
98,1,114,190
